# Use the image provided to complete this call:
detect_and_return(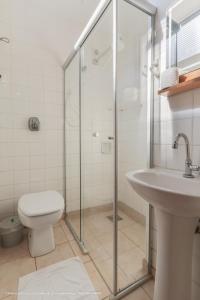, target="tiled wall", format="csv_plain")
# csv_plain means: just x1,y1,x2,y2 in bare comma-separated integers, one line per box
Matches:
150,0,200,297
117,30,149,217
0,1,64,220
154,89,200,171
65,26,149,215
65,44,114,212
